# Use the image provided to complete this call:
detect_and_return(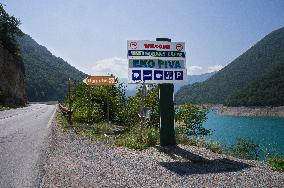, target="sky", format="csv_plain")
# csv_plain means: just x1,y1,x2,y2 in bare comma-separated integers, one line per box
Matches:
1,0,284,77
